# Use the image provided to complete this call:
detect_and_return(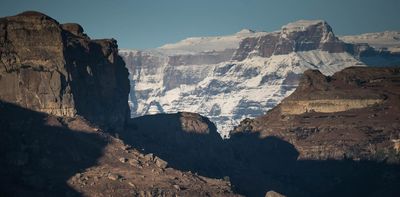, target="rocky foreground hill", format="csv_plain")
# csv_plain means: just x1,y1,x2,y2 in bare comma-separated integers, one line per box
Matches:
0,11,238,197
233,67,400,162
